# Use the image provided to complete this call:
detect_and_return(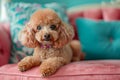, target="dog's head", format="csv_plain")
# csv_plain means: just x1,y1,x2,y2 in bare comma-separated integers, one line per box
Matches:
19,9,74,48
